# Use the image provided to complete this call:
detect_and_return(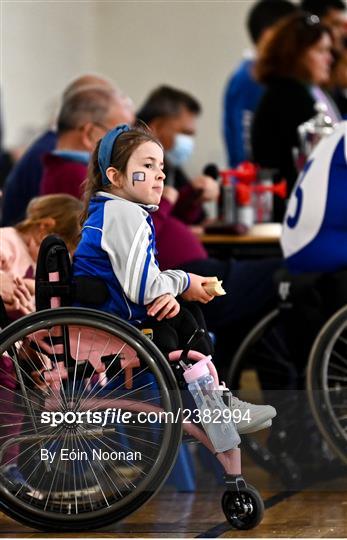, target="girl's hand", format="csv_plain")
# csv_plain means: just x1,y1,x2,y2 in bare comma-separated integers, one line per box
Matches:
181,274,216,304
147,294,180,321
